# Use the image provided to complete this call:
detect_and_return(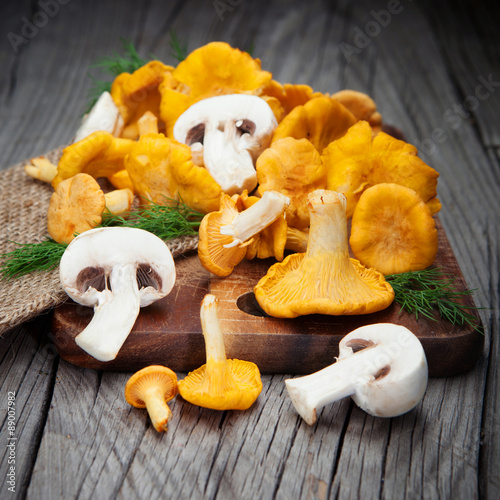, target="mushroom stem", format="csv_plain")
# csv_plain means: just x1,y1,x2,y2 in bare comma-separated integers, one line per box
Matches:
199,295,237,392
306,190,349,259
24,156,58,183
138,111,159,136
104,188,134,215
285,346,385,425
75,263,141,361
286,324,428,424
203,120,257,195
142,386,173,432
200,294,227,366
220,190,290,248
